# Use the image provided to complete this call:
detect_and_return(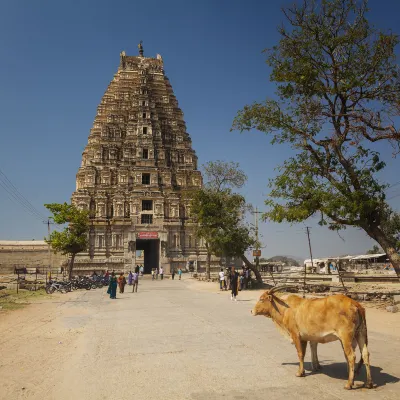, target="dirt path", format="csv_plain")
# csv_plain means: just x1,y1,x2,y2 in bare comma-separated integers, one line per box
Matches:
0,278,399,400
186,279,400,338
